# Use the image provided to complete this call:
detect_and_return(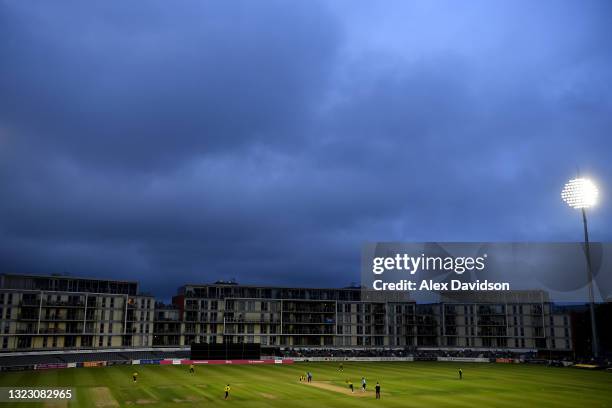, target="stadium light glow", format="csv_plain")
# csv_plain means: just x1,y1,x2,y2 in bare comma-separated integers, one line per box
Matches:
561,175,600,358
561,178,598,209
